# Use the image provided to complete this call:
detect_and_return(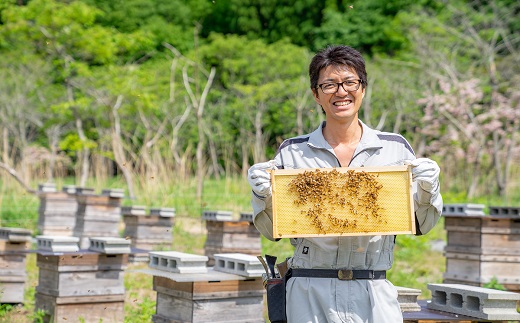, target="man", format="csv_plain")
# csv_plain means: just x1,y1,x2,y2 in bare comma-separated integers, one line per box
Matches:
248,45,442,322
